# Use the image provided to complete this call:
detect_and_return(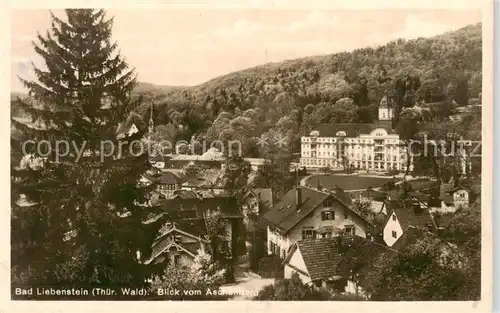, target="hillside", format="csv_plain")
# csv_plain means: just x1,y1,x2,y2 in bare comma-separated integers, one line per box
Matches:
12,23,482,148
